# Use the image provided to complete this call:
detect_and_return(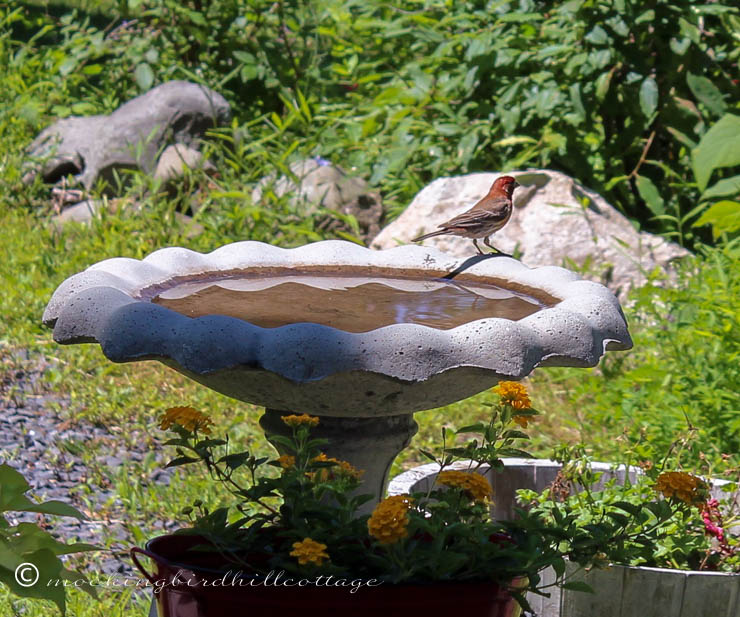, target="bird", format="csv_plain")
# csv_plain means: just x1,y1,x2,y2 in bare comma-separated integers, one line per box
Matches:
412,175,520,255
